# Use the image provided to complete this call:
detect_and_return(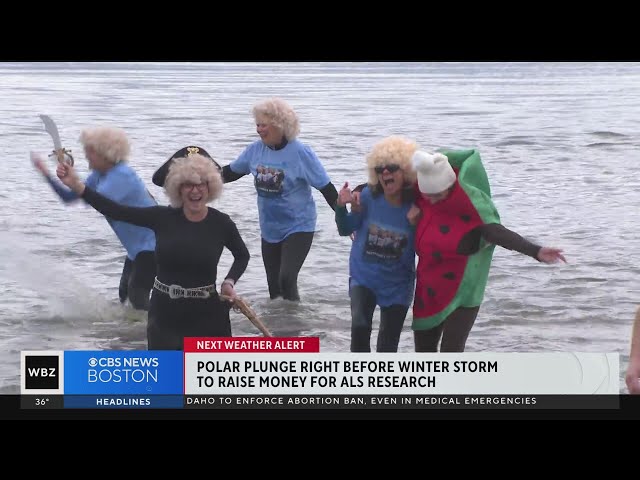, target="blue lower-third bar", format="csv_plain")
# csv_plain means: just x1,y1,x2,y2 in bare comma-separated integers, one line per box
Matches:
64,395,183,409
